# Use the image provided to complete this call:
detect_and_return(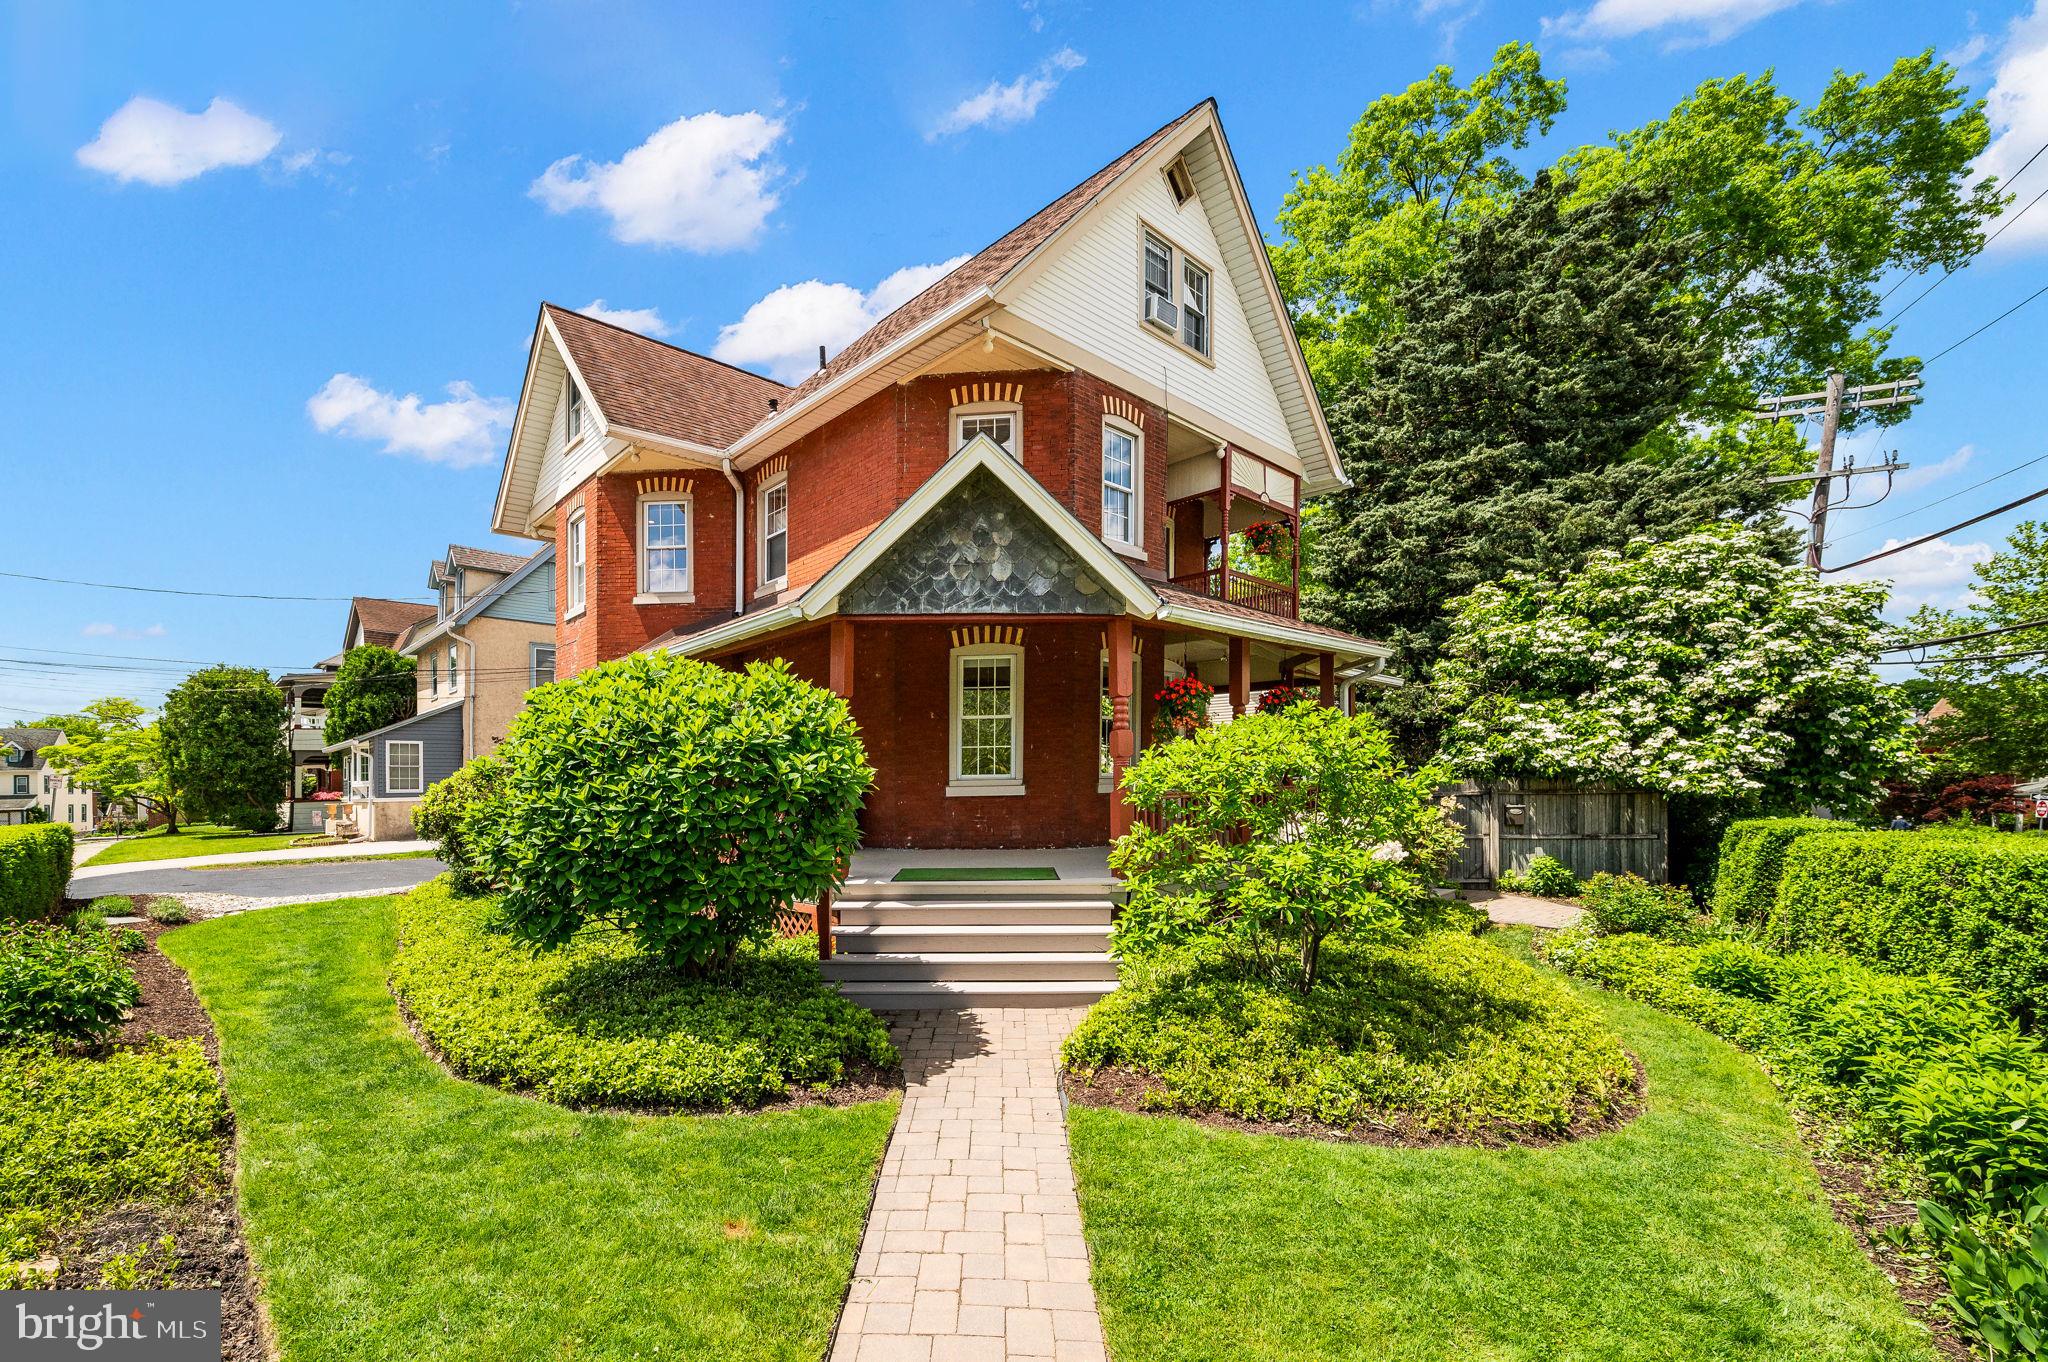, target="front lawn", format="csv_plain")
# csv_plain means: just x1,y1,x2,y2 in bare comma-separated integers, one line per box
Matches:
164,894,899,1362
85,824,306,866
1068,928,1937,1362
